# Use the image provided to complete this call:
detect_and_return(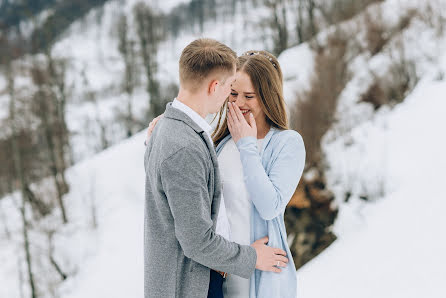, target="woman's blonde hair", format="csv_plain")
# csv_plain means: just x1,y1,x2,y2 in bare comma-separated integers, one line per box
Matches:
212,50,289,146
